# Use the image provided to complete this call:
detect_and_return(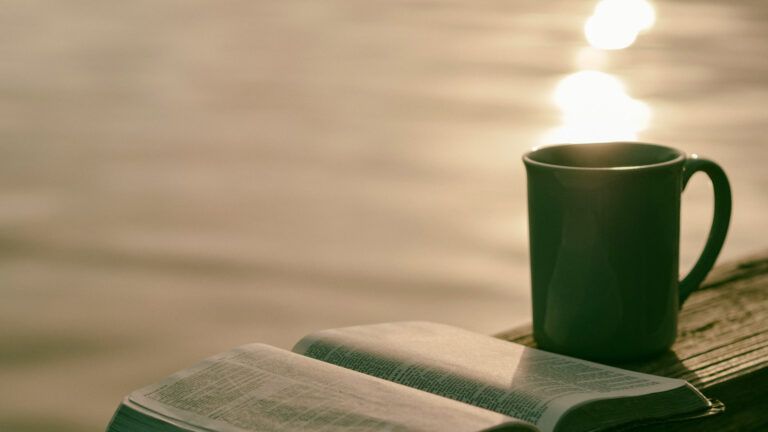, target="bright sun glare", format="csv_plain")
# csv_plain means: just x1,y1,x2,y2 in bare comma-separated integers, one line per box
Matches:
584,0,656,50
542,70,651,144
540,0,656,144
